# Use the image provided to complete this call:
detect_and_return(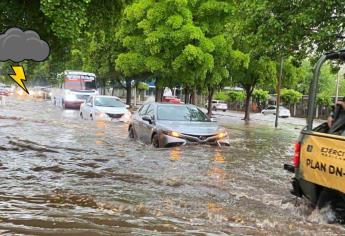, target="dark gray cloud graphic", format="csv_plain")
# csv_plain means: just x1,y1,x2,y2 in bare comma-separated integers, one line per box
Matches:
0,28,50,62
